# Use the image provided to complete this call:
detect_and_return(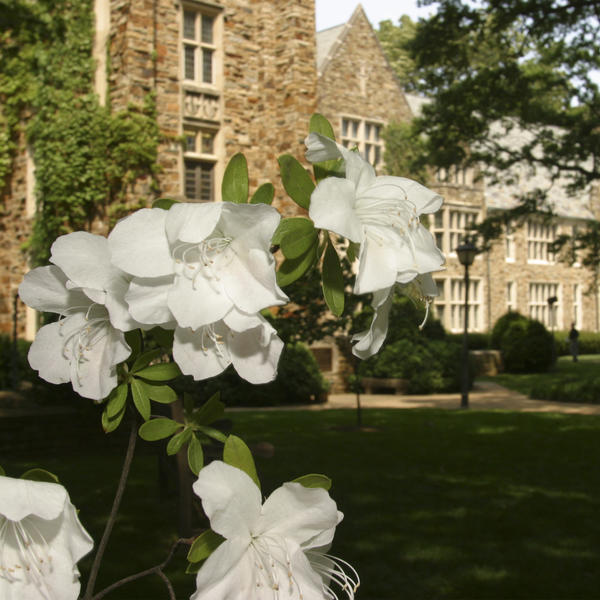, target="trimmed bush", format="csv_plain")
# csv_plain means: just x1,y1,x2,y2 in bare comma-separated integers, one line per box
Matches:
553,330,600,356
500,318,554,373
179,342,330,407
446,332,491,350
491,311,527,349
530,377,600,404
